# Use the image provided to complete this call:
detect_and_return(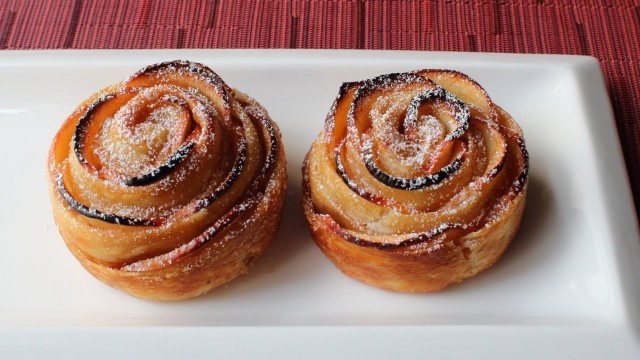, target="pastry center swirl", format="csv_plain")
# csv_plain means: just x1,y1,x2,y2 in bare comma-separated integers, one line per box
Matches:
359,85,470,190
55,60,276,228
73,86,212,186
307,70,528,242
